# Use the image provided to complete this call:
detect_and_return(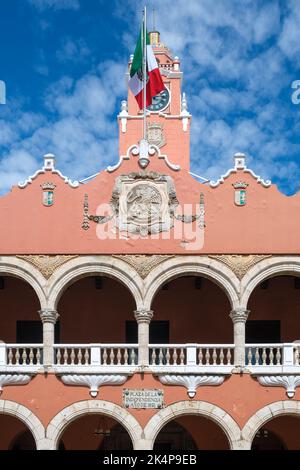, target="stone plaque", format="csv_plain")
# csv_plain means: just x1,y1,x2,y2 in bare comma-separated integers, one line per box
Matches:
123,389,164,409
